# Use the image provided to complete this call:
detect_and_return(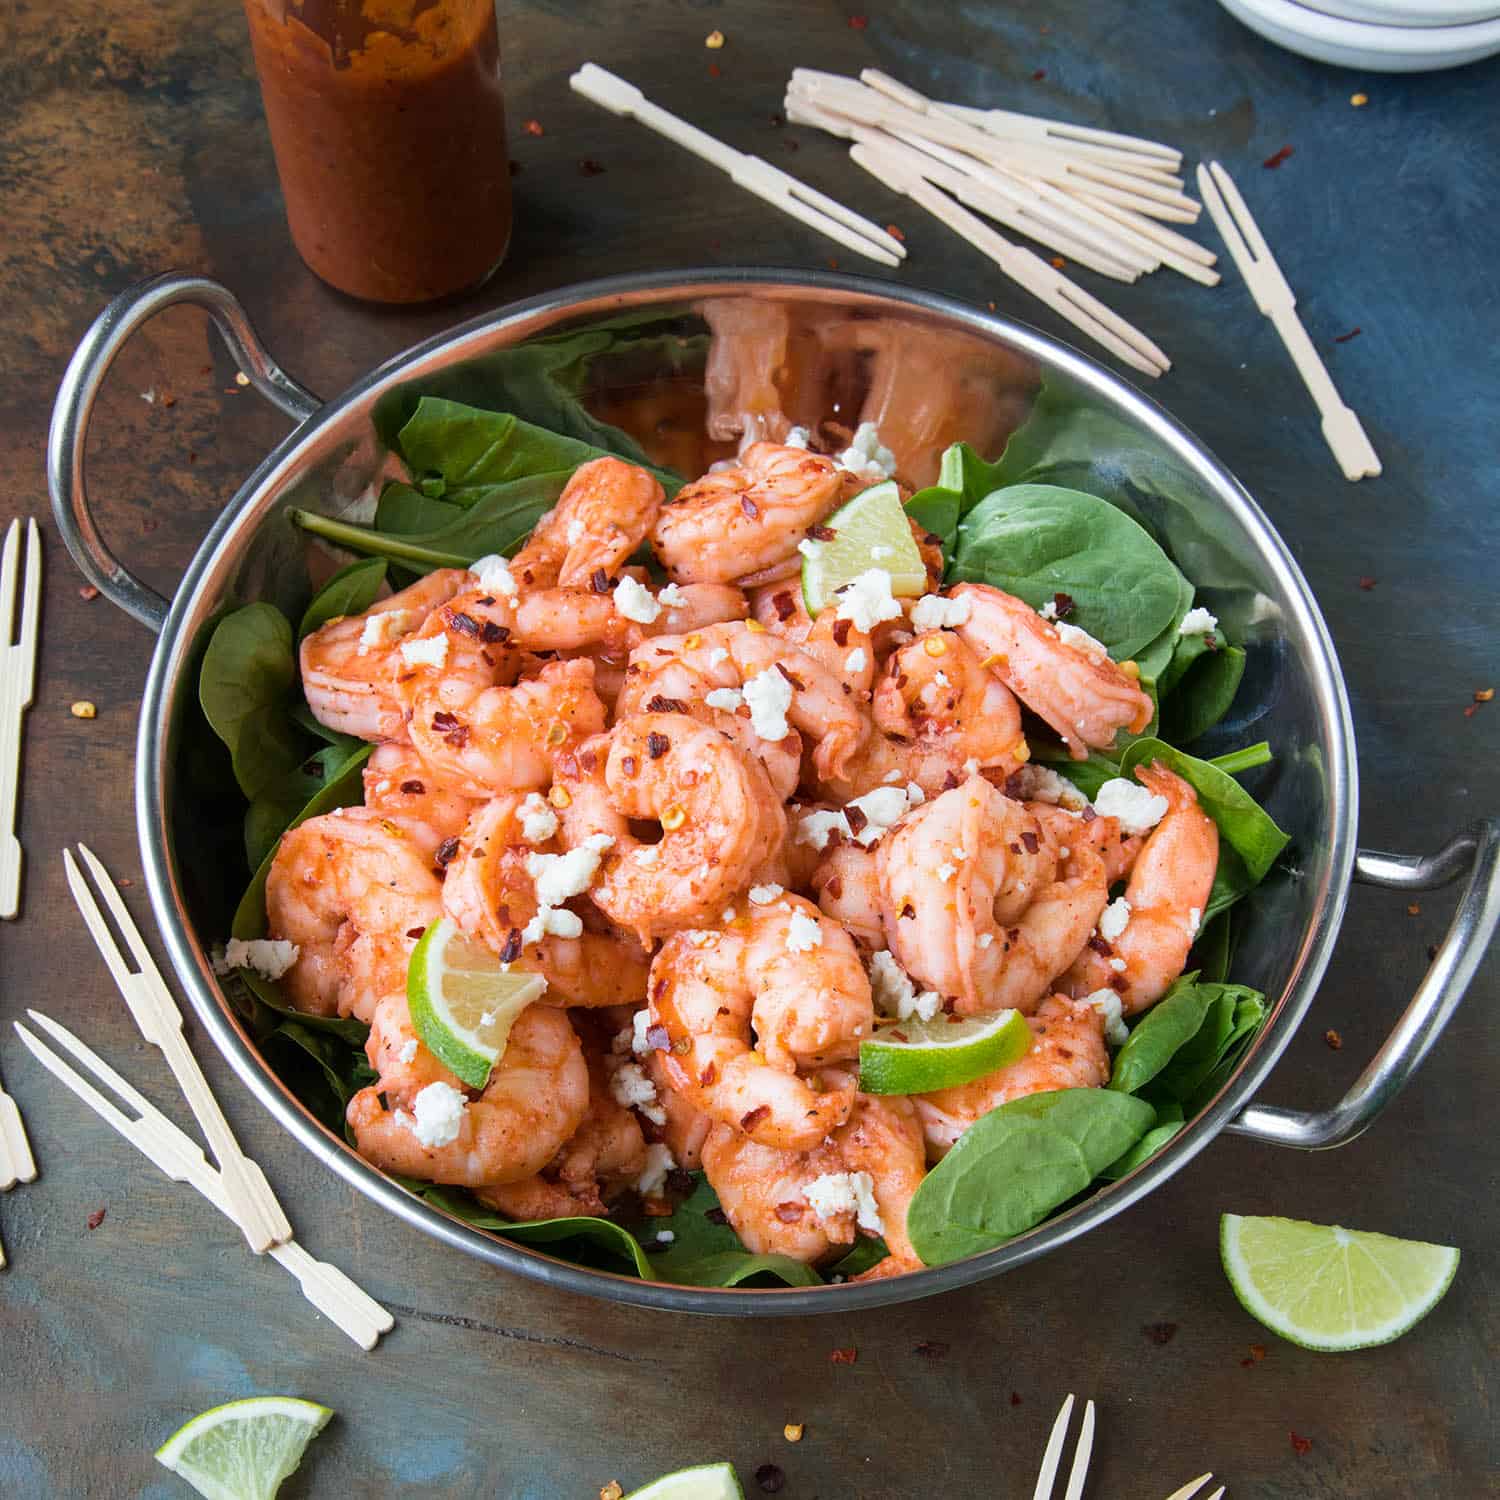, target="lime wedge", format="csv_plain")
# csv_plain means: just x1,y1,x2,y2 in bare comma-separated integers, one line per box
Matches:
408,917,547,1088
1221,1213,1460,1352
801,479,927,616
154,1396,332,1500
626,1463,745,1500
860,1008,1032,1095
